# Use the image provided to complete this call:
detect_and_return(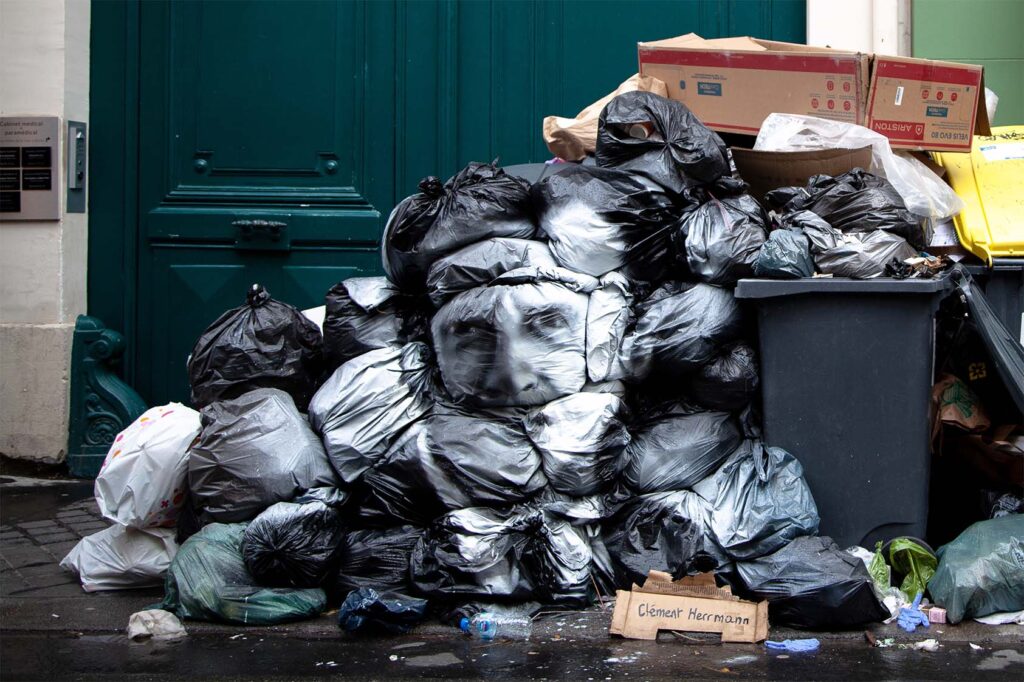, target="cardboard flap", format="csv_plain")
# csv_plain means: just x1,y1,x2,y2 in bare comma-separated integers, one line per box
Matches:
730,146,874,203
